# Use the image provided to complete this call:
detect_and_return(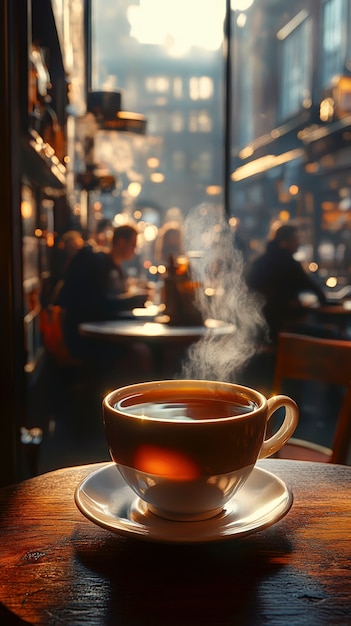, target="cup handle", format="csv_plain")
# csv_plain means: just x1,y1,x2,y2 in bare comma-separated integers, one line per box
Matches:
259,395,299,459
